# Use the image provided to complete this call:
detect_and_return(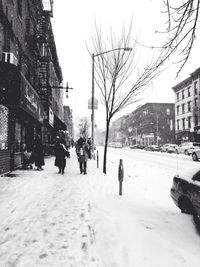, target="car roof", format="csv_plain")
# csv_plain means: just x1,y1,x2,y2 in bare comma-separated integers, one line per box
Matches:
175,166,200,181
